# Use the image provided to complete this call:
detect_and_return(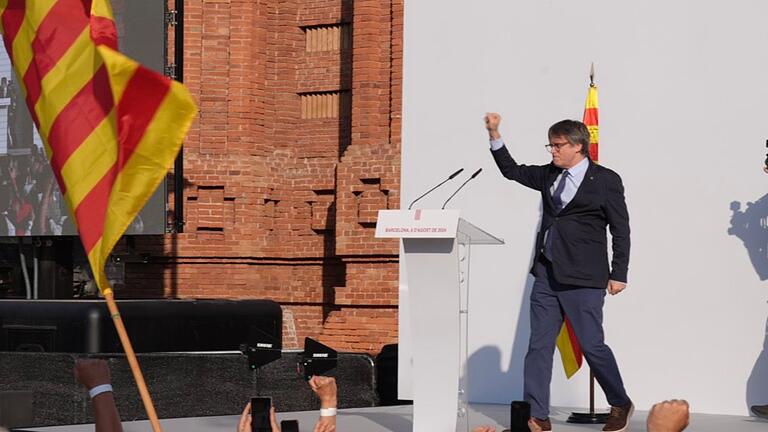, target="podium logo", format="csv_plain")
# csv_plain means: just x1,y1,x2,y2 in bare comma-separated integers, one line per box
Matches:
414,209,422,221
